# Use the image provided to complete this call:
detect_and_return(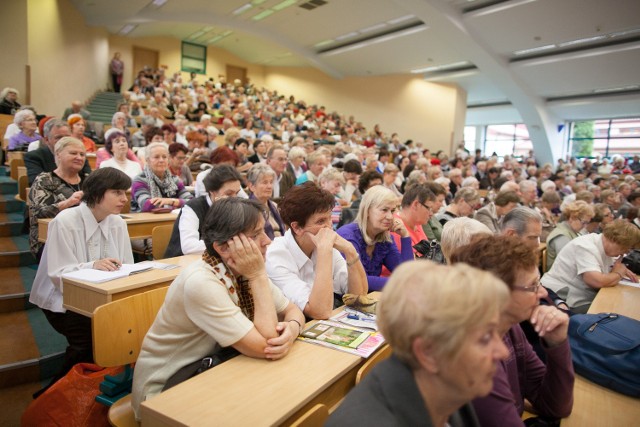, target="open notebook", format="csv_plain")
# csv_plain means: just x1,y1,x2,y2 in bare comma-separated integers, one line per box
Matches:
62,262,178,283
